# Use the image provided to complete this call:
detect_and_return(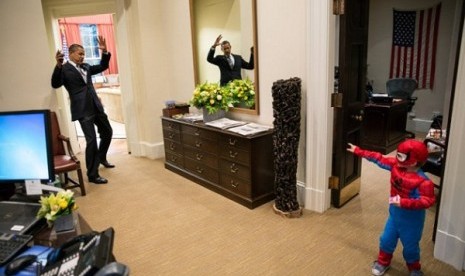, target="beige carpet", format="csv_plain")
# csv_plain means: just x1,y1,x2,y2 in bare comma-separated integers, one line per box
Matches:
72,139,463,276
